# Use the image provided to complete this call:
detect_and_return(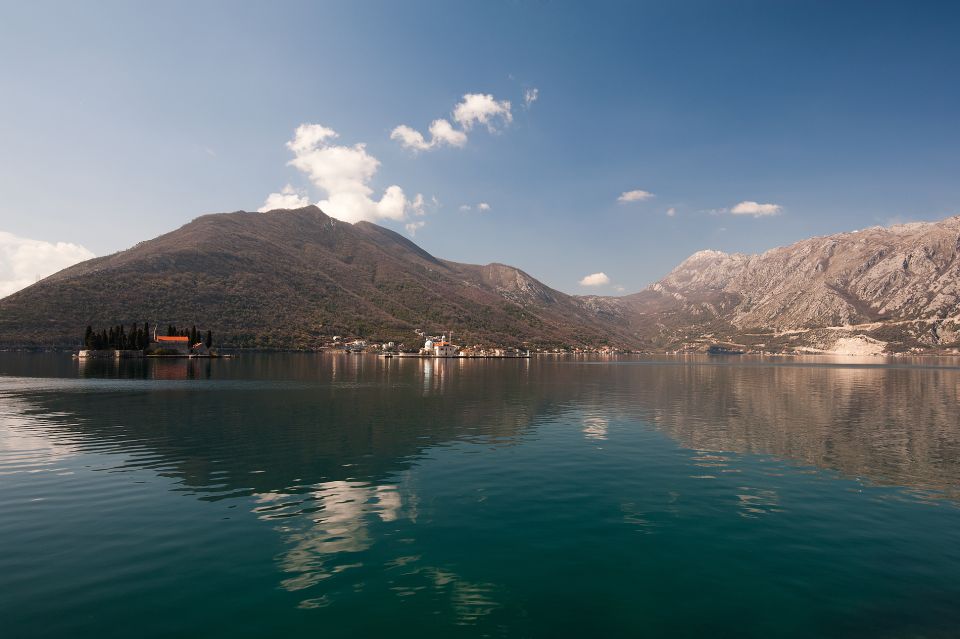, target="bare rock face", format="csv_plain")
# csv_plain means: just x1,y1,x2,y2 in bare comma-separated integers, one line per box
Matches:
621,216,960,353
475,263,558,305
